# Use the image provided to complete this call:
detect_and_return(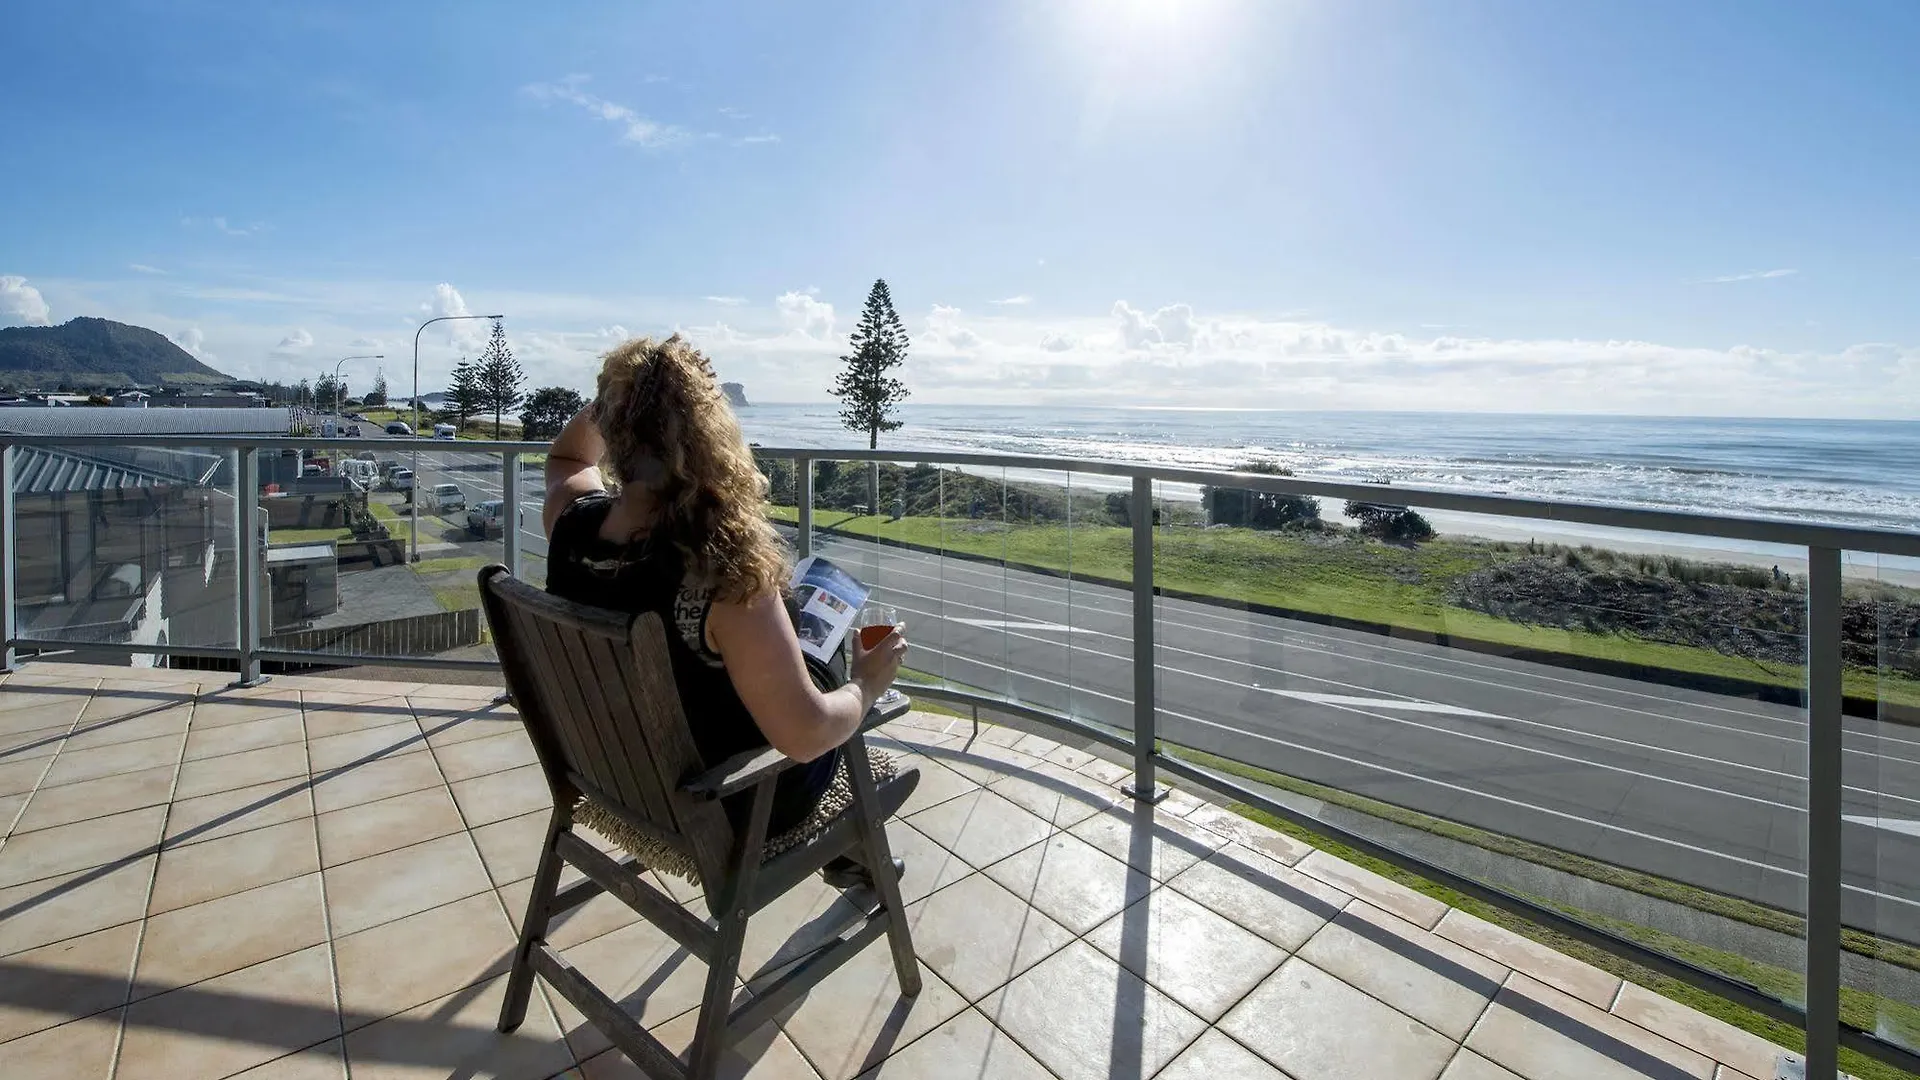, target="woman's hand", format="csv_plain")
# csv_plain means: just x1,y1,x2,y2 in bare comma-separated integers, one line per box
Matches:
849,625,907,705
